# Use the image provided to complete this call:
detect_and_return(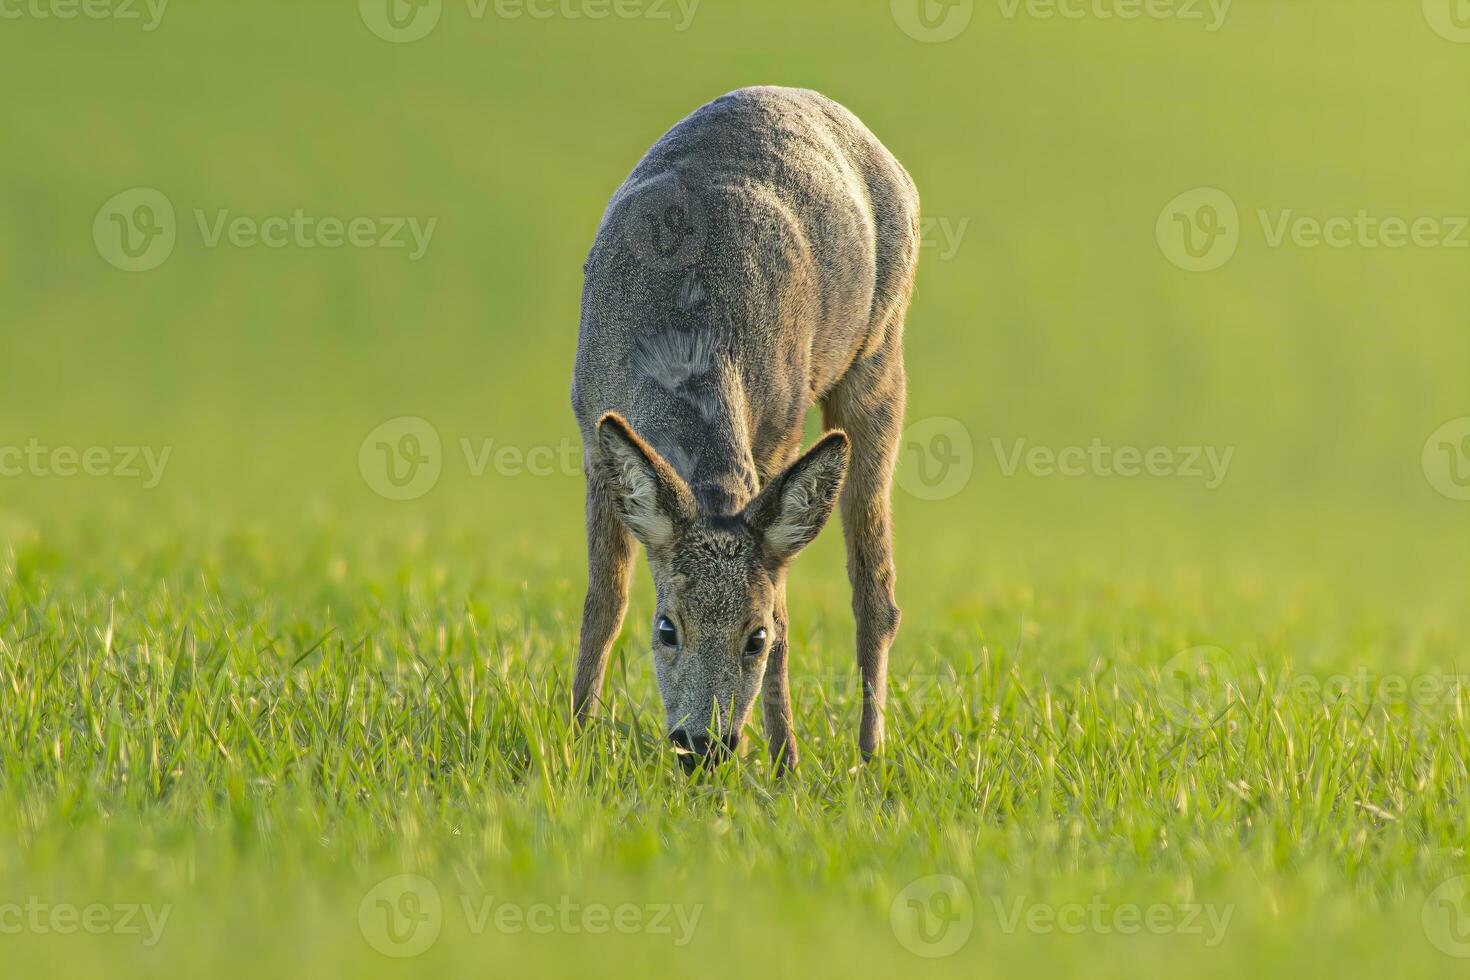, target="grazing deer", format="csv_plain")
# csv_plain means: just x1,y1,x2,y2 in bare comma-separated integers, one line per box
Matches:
571,87,919,773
